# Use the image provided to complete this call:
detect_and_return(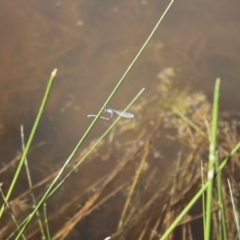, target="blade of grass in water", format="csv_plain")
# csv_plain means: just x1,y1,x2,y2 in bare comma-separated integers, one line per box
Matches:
201,160,206,235
92,0,175,122
172,107,206,137
0,69,57,219
205,79,220,240
215,153,228,240
43,203,51,240
20,125,46,239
